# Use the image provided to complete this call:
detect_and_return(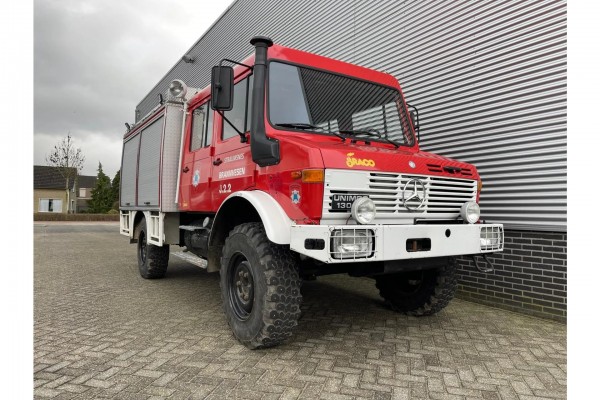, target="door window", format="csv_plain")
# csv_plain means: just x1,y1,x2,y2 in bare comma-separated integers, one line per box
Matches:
191,101,214,151
223,76,252,140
